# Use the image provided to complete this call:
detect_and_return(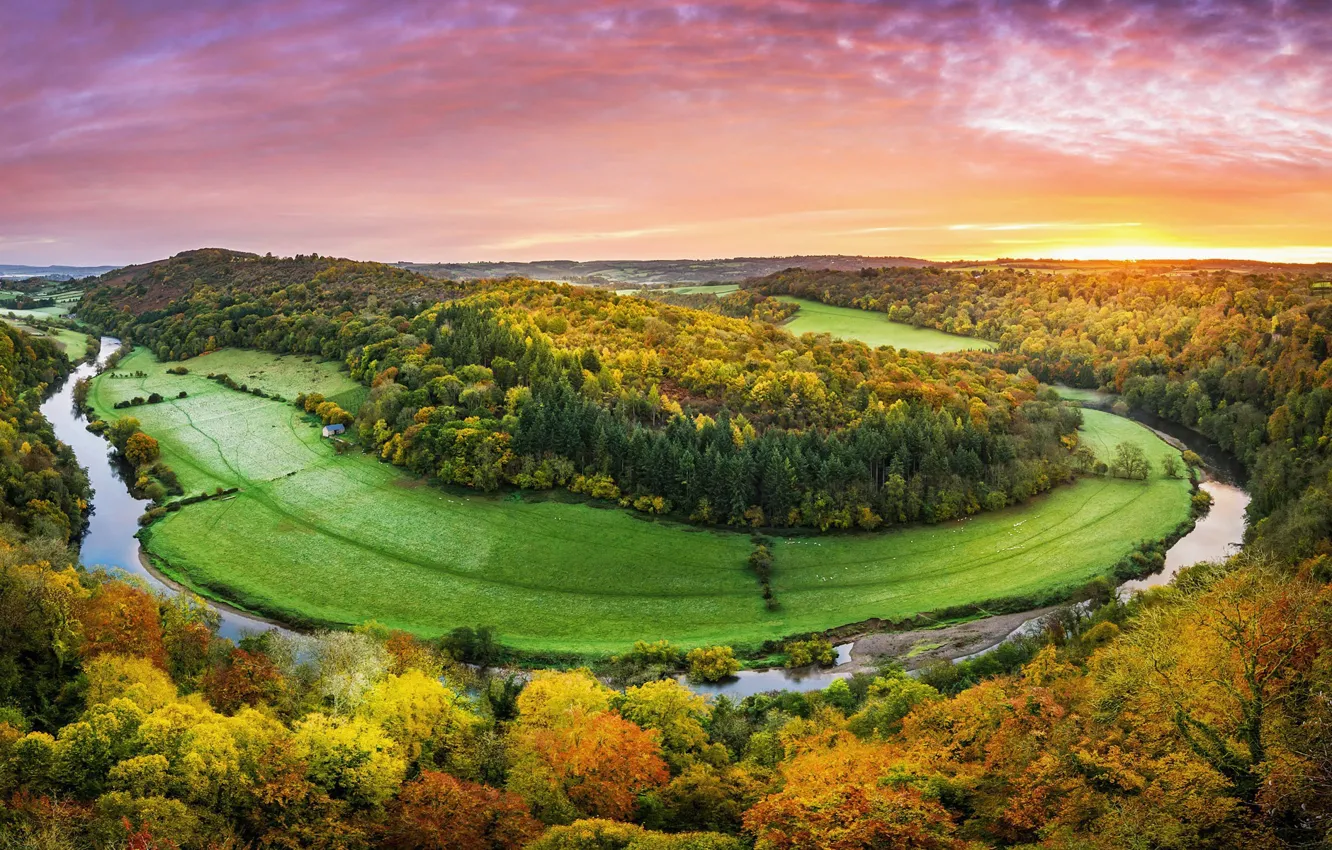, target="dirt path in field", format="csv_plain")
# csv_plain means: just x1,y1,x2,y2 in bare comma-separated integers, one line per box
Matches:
841,606,1063,672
